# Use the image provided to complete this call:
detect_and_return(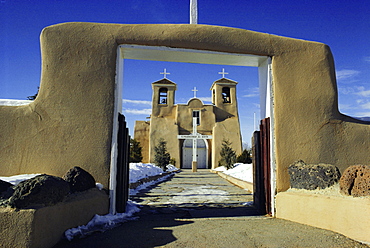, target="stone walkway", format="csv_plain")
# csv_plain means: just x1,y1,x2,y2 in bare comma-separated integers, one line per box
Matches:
131,169,255,216
54,169,369,248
